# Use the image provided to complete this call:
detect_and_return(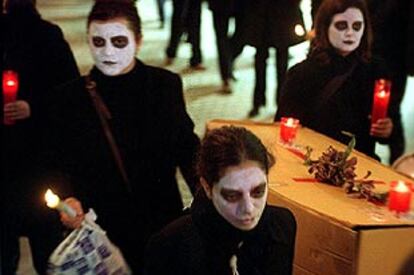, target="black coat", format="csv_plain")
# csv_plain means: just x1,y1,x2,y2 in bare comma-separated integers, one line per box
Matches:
275,51,394,159
242,0,306,48
145,192,296,275
42,61,200,271
2,11,80,198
